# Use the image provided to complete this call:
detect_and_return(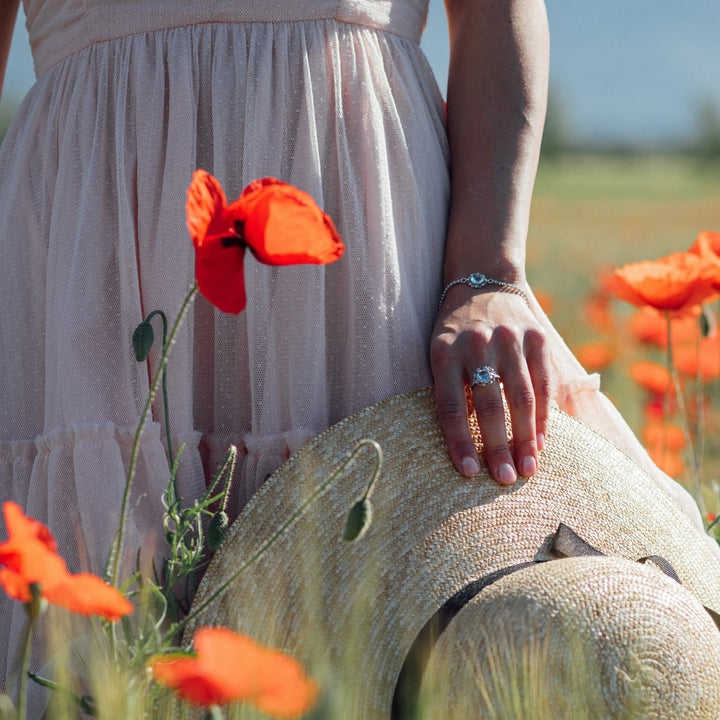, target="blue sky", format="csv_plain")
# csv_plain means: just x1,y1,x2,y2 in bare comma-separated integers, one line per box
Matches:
4,1,720,145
